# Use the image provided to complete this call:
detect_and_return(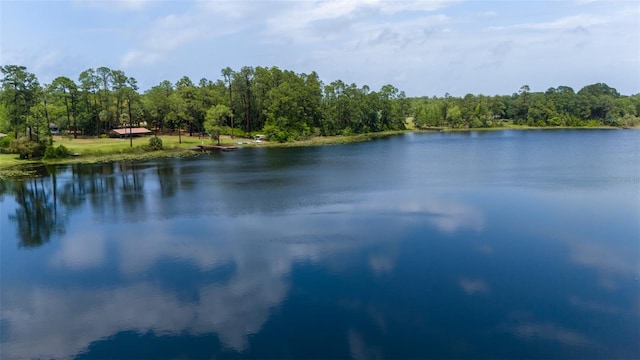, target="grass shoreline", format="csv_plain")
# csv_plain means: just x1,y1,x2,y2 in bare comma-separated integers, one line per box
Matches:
1,126,636,179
